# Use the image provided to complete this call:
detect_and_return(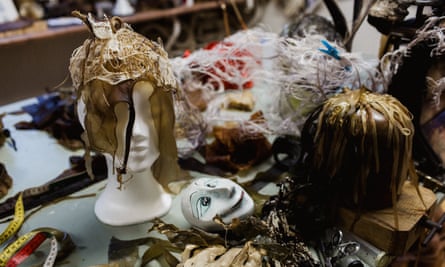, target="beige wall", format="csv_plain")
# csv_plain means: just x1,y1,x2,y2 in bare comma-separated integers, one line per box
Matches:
0,31,89,106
